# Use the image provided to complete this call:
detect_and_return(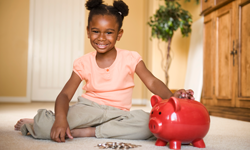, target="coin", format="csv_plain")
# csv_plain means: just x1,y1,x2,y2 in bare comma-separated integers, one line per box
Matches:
96,142,141,149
